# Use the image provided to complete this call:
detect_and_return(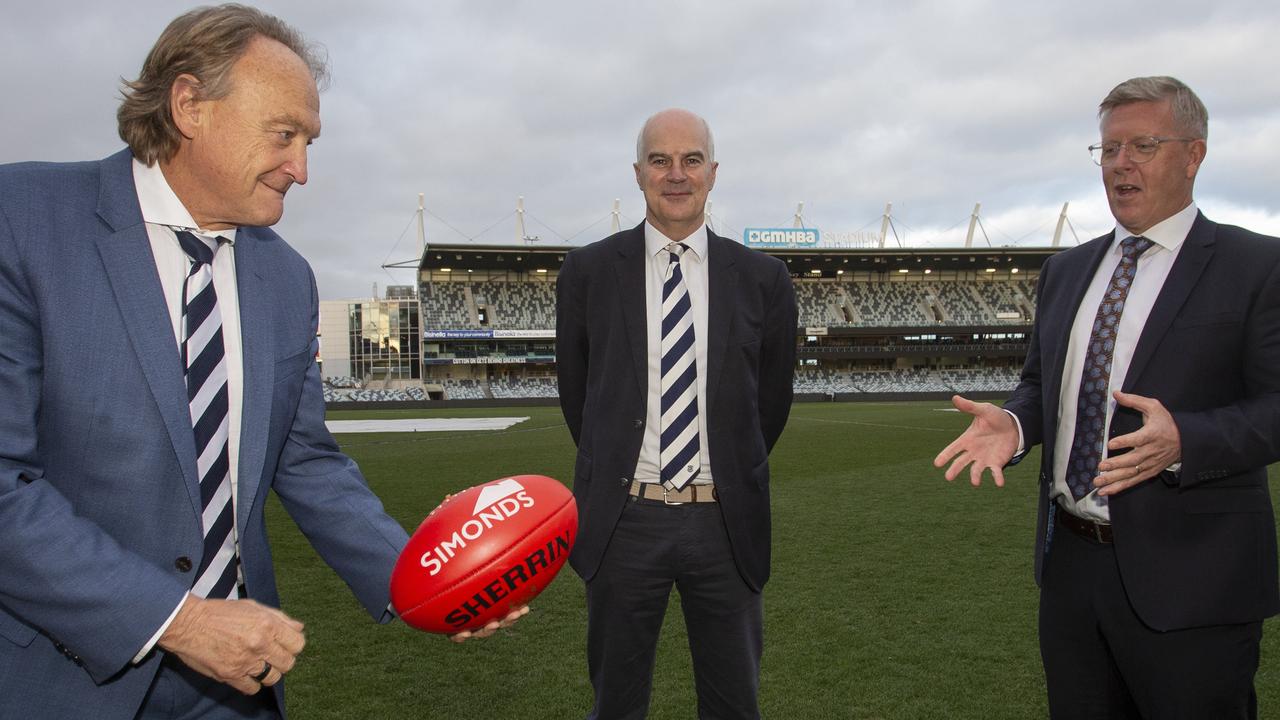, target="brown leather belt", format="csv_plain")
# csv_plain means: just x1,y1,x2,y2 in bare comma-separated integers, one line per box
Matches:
628,481,717,504
1055,504,1113,544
